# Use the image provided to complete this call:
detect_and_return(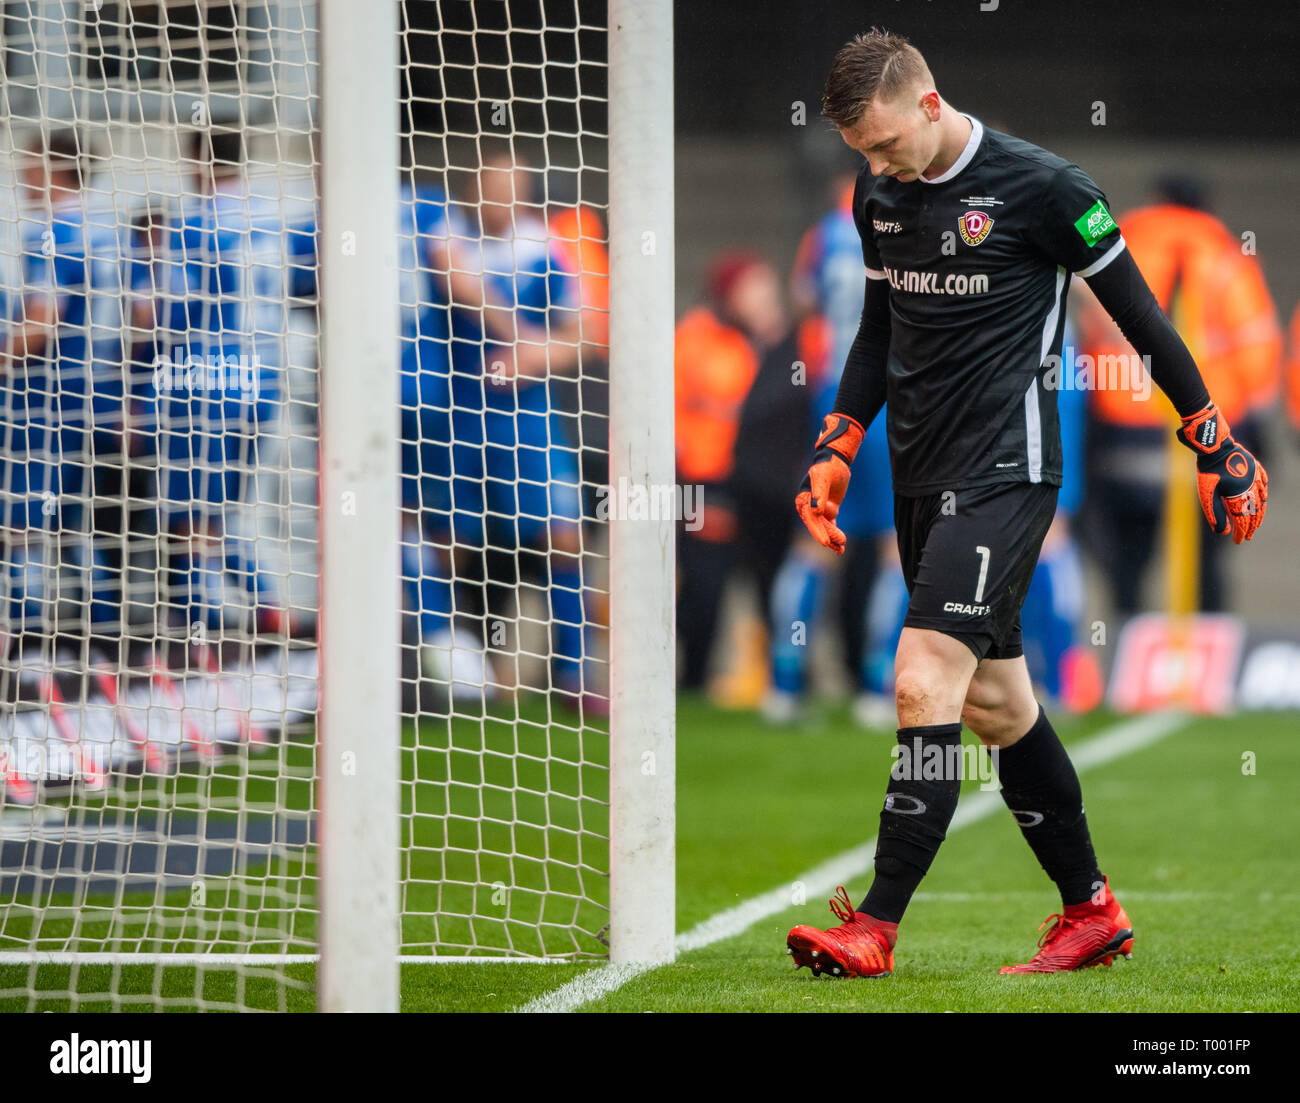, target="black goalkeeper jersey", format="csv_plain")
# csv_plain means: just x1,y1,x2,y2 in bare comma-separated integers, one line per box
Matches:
855,115,1126,495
